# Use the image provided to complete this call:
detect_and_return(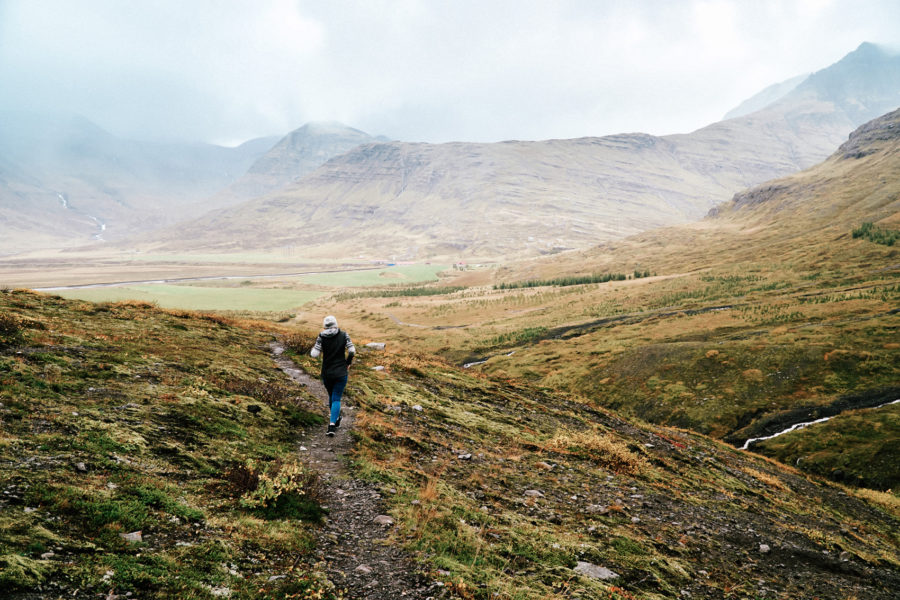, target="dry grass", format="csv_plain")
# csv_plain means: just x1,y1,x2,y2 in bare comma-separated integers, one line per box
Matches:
545,430,649,475
851,487,900,518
